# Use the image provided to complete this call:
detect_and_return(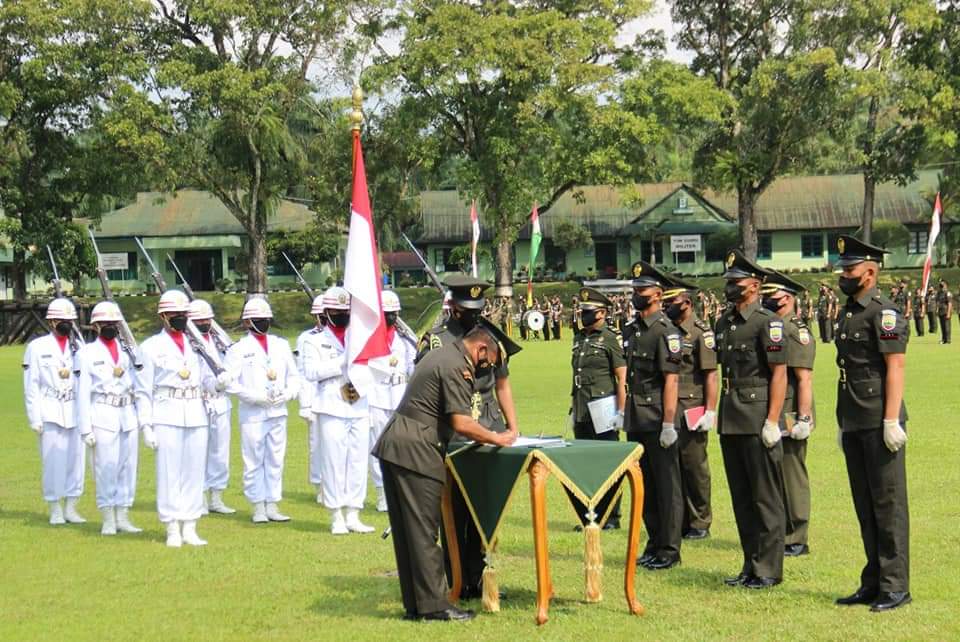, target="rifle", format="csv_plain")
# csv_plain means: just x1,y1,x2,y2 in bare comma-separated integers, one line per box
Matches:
45,245,85,354
87,228,143,370
401,233,444,292
132,238,225,375
164,250,233,353
281,251,315,302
